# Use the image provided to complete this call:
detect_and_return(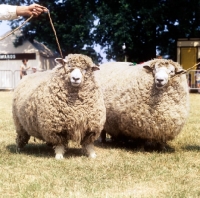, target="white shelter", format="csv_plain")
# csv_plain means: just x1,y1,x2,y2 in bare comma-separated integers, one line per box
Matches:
0,30,58,89
0,30,58,71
